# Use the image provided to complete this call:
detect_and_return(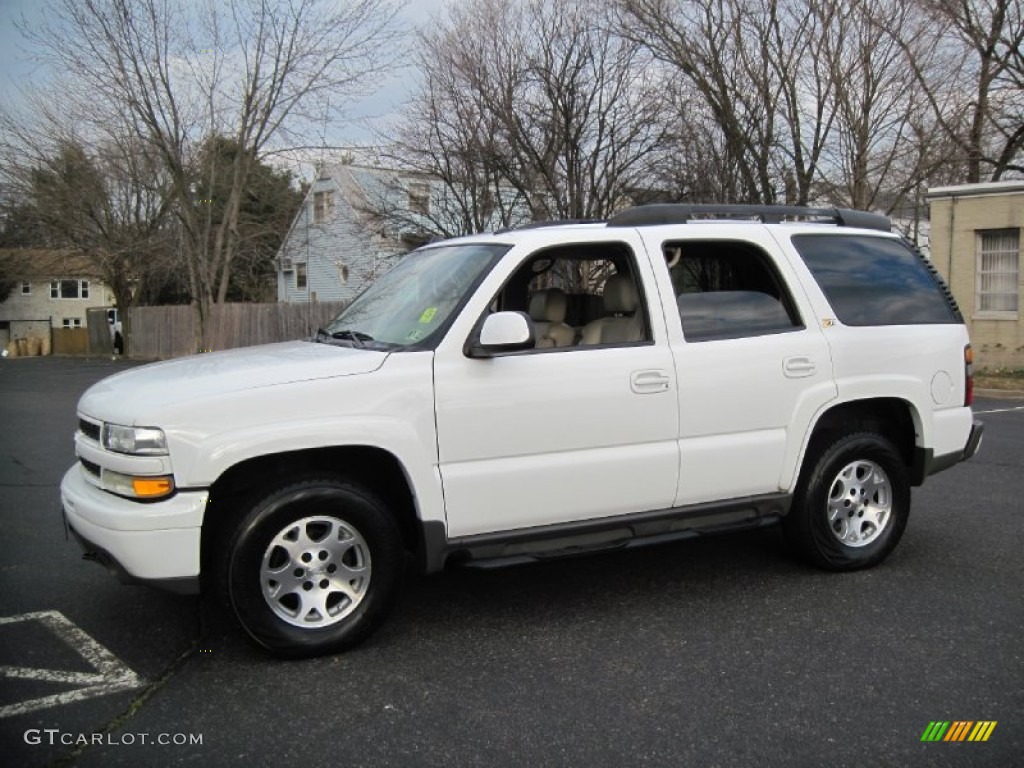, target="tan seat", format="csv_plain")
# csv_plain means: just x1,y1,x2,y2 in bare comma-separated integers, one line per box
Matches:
528,288,575,348
580,274,644,345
